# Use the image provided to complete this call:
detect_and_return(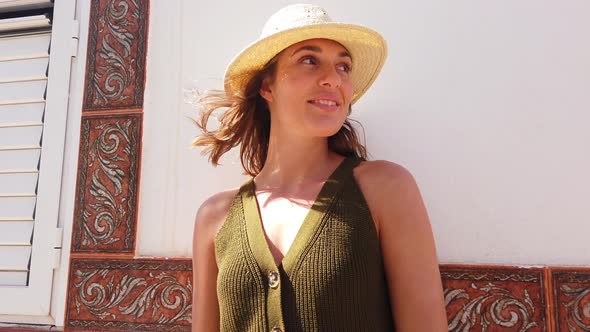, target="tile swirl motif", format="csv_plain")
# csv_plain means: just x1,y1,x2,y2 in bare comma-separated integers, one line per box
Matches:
66,259,192,331
441,266,547,332
553,269,590,331
73,114,141,253
83,0,149,111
